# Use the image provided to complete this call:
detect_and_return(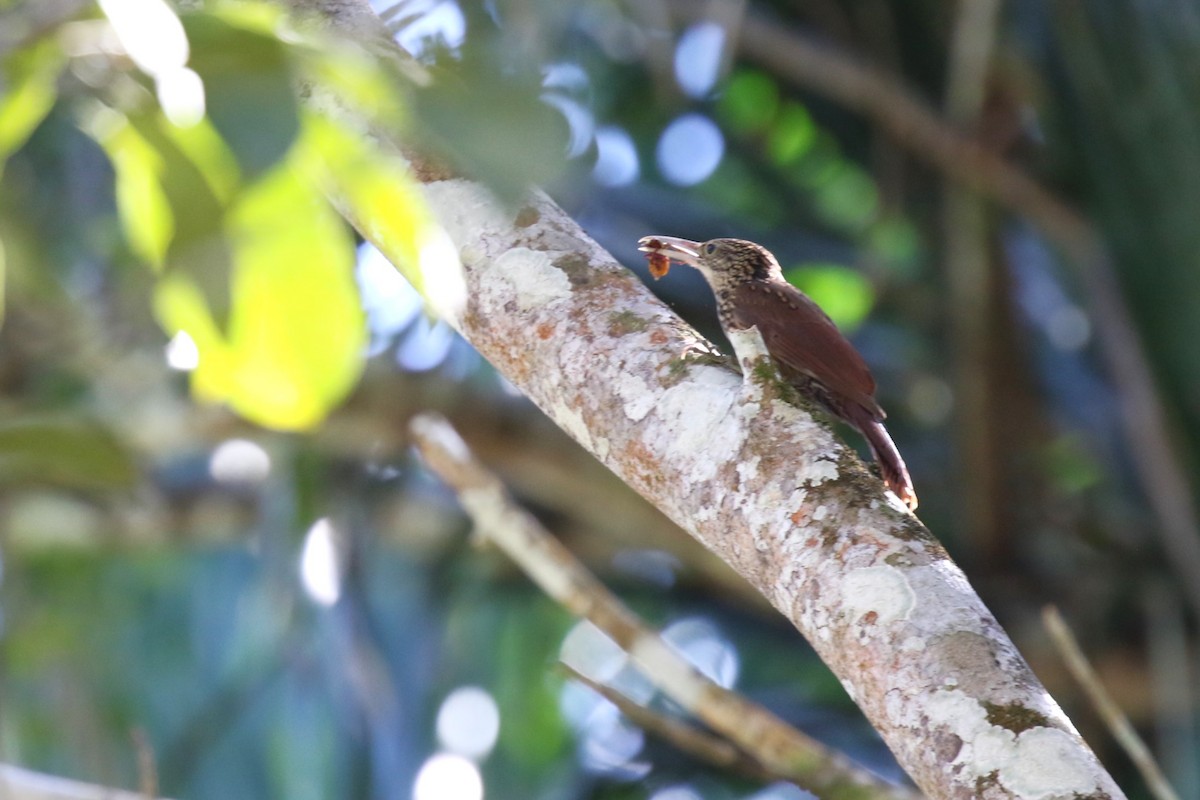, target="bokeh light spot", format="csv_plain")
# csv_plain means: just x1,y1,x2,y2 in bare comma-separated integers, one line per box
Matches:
650,786,703,800
907,375,954,427
209,438,271,485
436,686,501,760
389,0,466,58
155,66,205,127
165,330,200,371
661,617,738,688
299,518,341,607
656,114,724,186
593,125,640,187
413,753,483,800
674,22,725,98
